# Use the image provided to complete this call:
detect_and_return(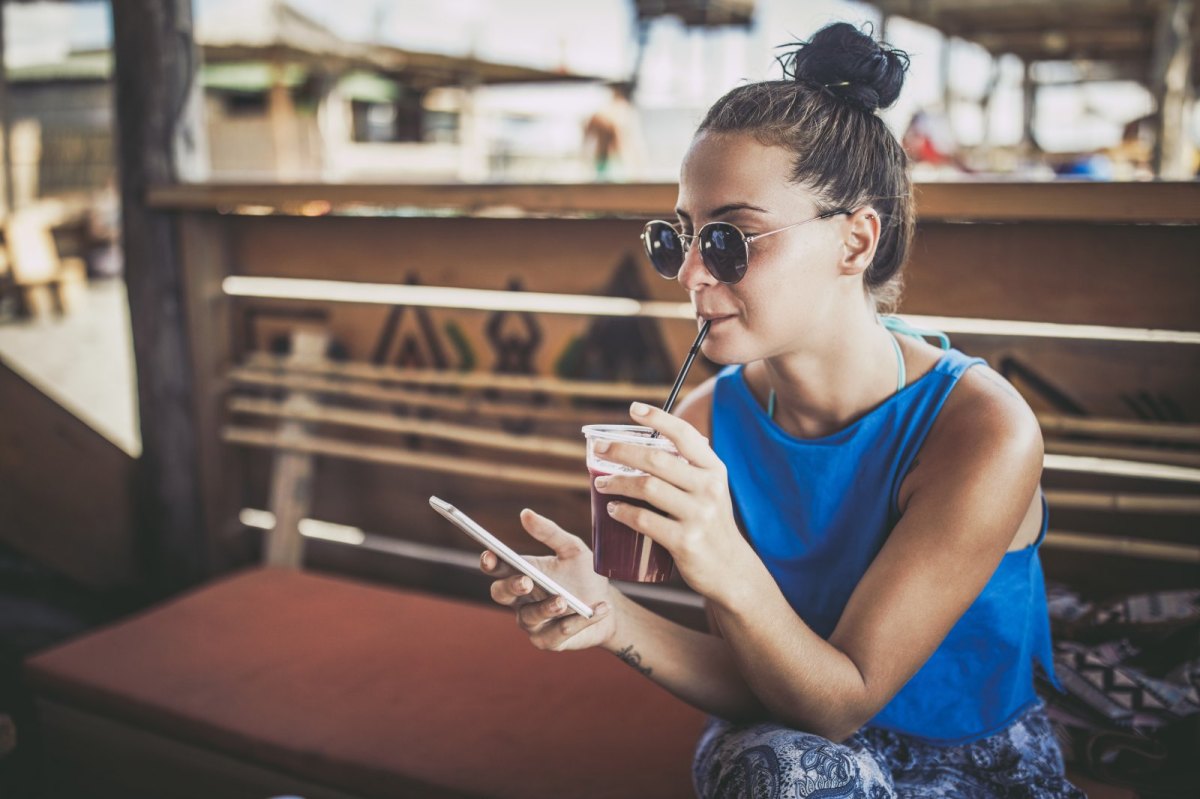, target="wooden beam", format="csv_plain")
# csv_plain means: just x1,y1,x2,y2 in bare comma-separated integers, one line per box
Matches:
1043,489,1200,515
229,396,587,460
112,0,211,592
1044,530,1200,564
227,367,625,426
972,27,1152,60
146,181,1200,224
1037,414,1200,445
1044,440,1200,469
223,426,591,492
241,351,673,402
146,182,682,217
